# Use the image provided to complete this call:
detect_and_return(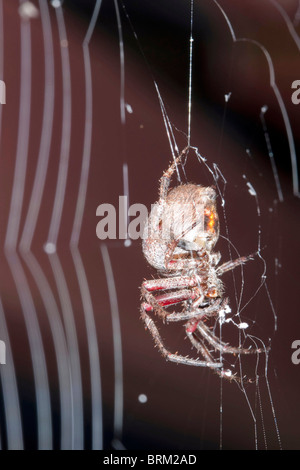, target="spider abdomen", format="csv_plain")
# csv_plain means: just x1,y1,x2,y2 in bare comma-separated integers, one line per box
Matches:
142,183,220,272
